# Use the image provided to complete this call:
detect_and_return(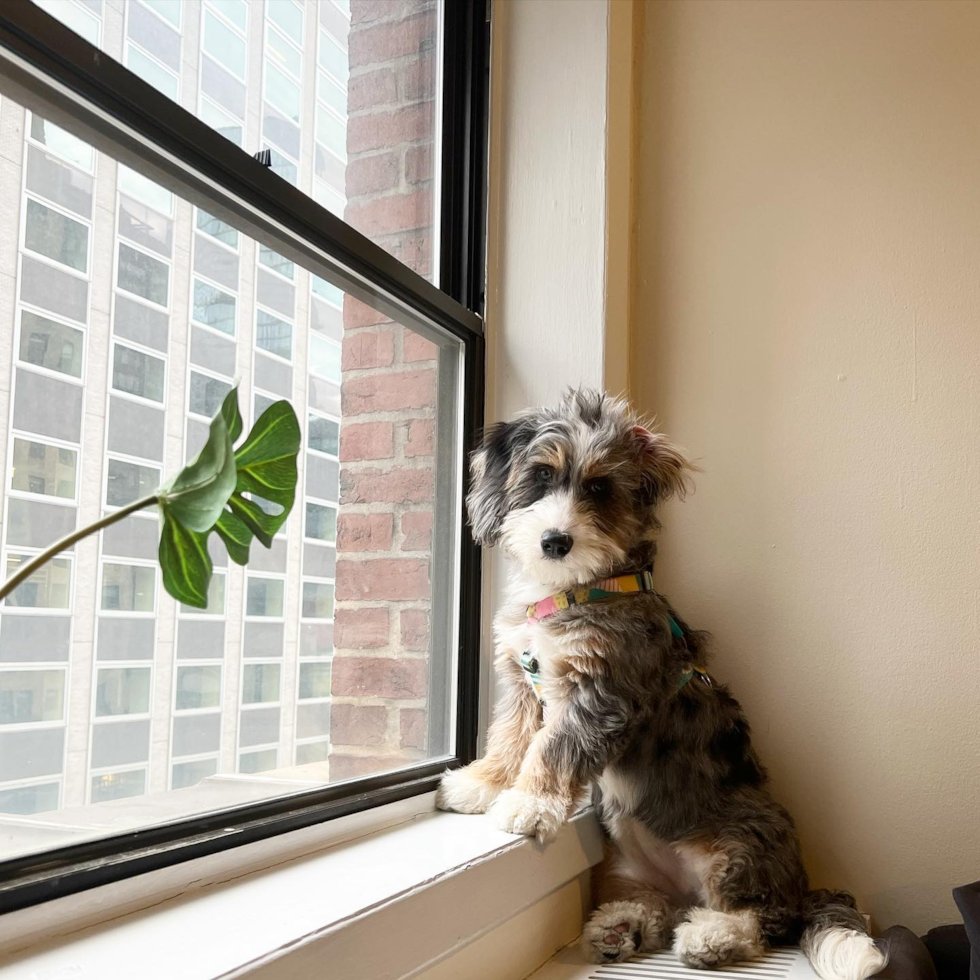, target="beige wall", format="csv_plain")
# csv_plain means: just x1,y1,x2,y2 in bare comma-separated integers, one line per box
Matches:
631,0,980,933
